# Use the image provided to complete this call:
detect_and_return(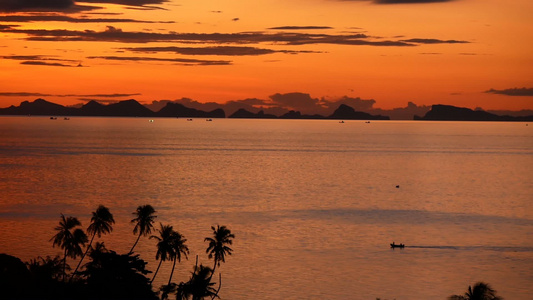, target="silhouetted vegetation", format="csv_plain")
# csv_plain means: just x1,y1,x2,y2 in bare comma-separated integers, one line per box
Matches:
0,204,233,300
72,205,115,280
448,282,503,300
50,214,88,282
0,204,504,299
130,204,157,254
